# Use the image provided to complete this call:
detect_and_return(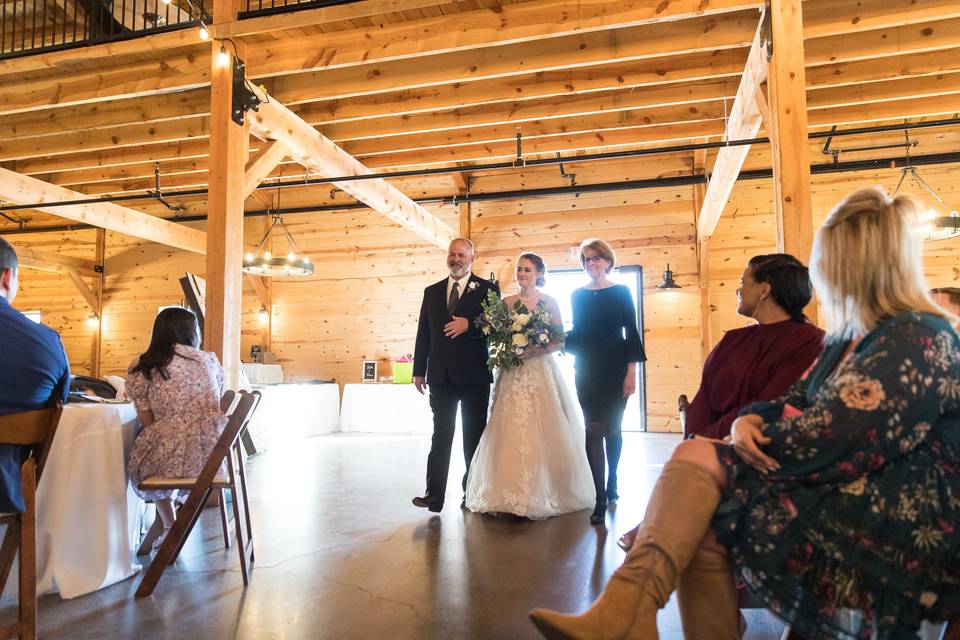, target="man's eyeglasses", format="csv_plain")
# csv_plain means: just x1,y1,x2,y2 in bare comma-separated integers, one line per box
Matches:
583,255,606,264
